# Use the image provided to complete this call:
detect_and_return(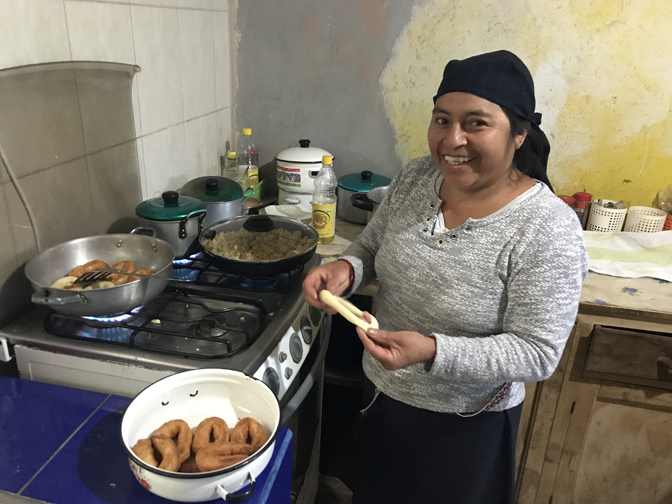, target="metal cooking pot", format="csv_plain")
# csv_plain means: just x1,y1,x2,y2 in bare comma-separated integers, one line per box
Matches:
25,234,175,317
351,185,389,223
120,369,279,503
134,191,206,258
337,170,391,224
180,176,244,227
199,215,318,278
